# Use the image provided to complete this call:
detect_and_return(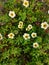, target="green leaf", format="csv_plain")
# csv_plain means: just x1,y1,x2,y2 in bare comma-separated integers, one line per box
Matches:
32,16,37,22
19,12,26,21
10,47,21,56
35,36,42,43
2,50,10,59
